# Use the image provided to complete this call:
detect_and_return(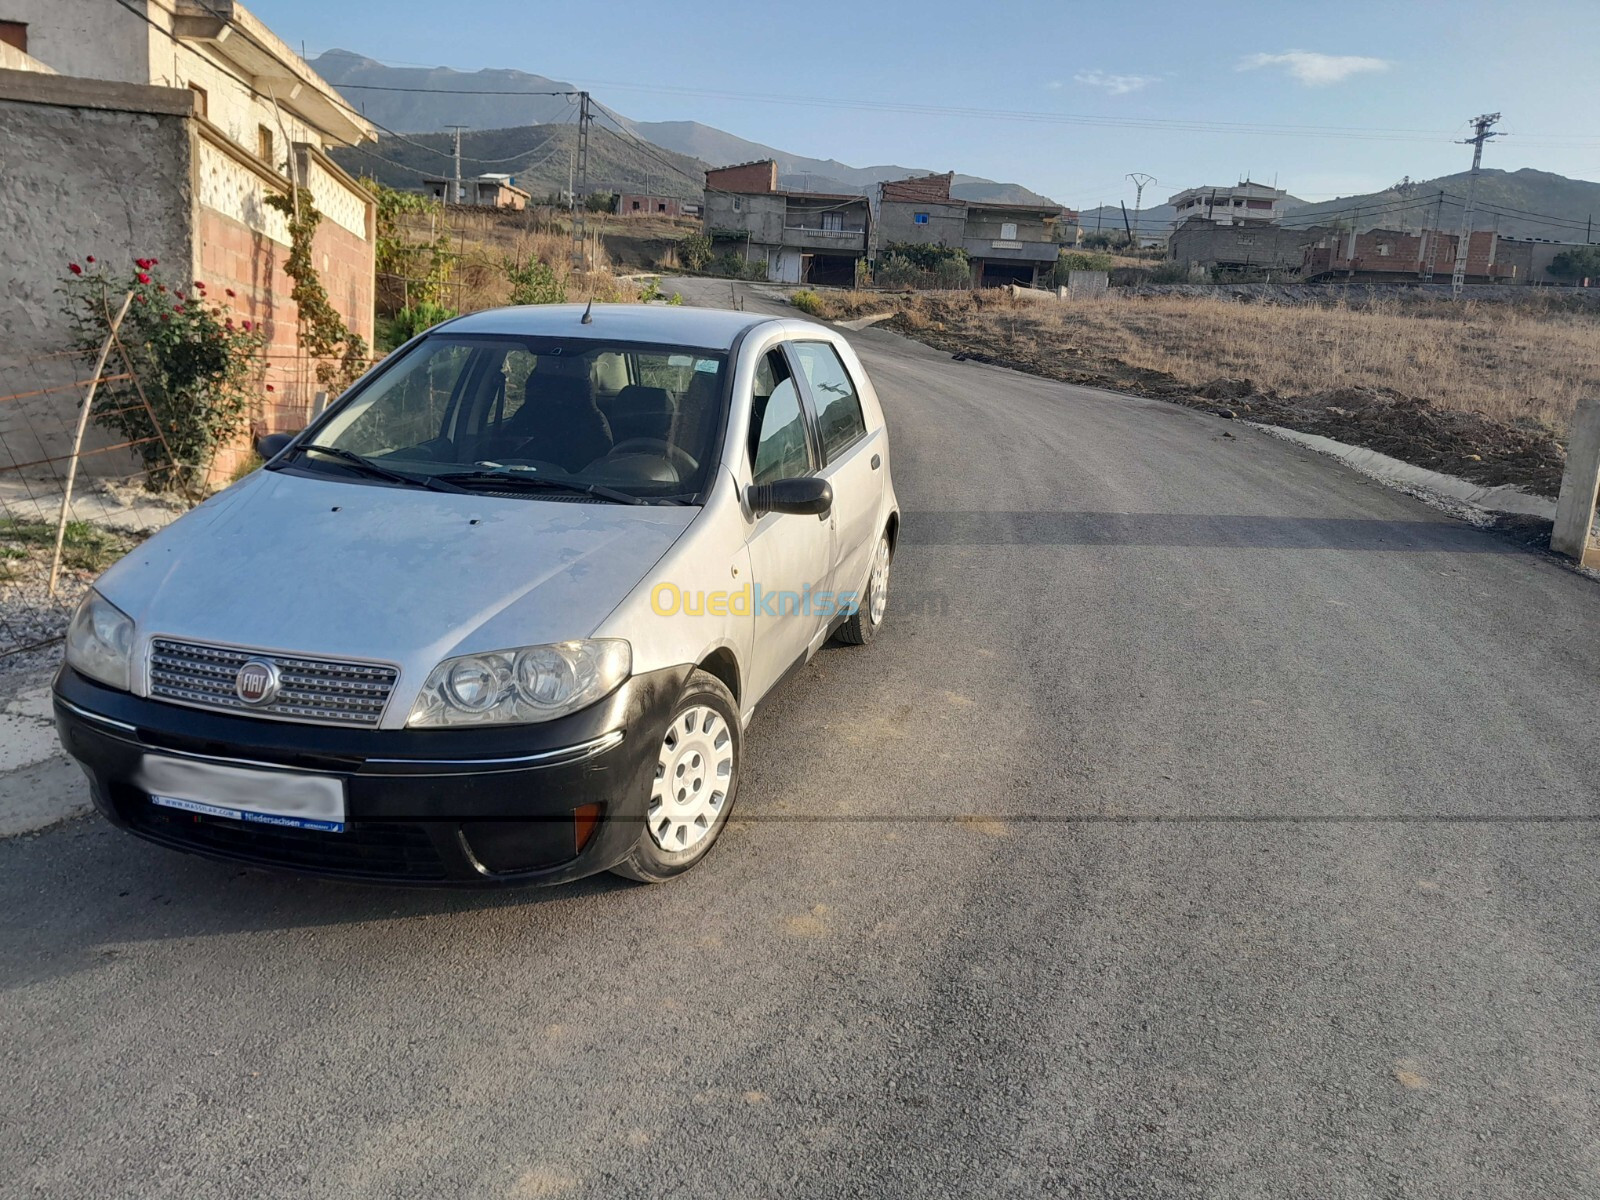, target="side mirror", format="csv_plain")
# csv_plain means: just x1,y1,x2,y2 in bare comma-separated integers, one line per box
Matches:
747,477,833,517
255,431,298,461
